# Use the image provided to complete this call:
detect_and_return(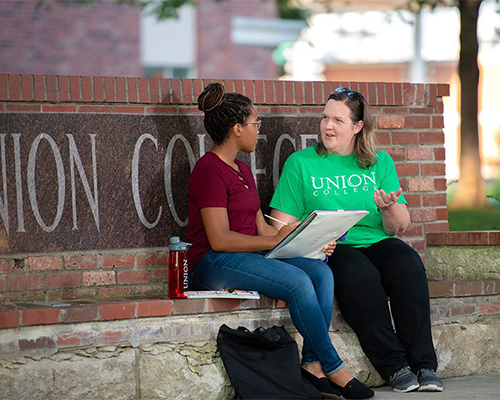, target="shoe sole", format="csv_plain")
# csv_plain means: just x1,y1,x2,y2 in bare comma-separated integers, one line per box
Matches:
321,392,341,399
418,384,444,392
392,383,420,393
